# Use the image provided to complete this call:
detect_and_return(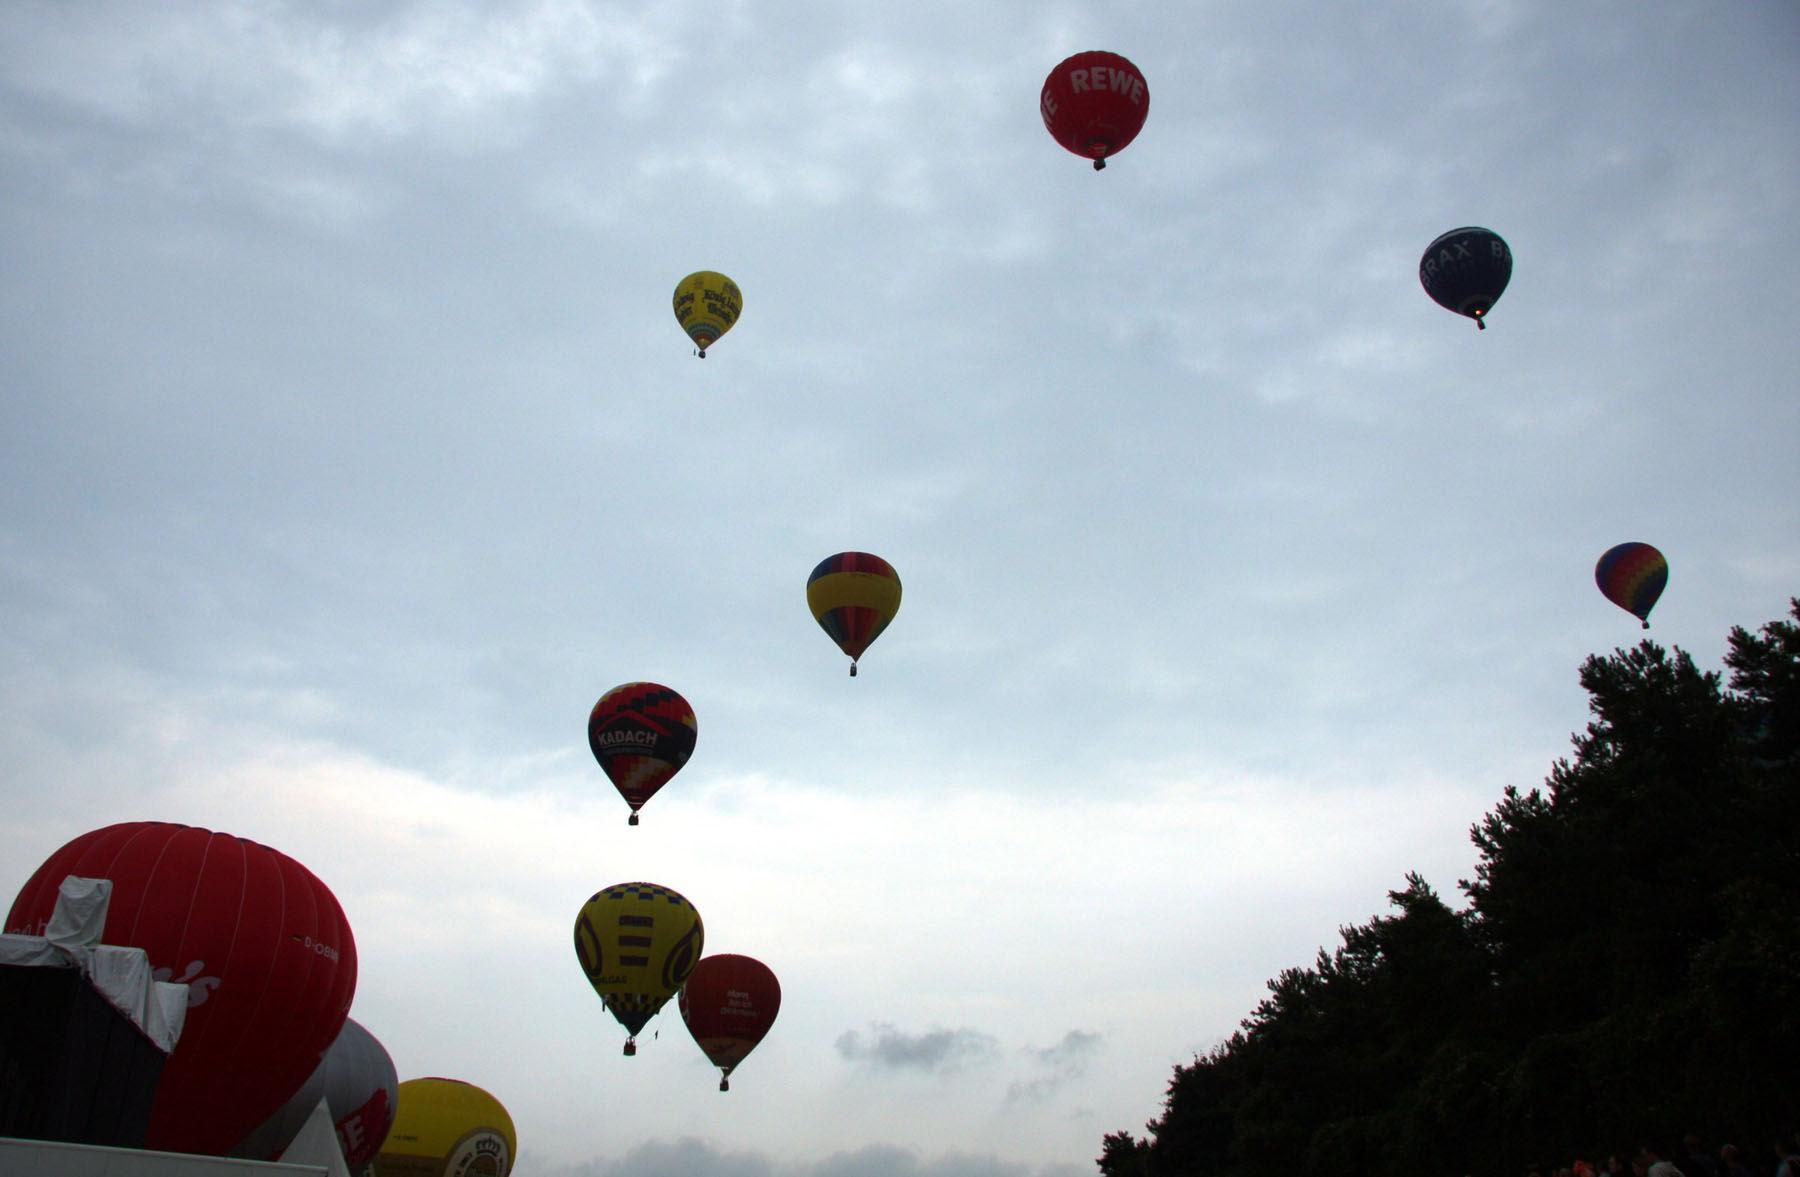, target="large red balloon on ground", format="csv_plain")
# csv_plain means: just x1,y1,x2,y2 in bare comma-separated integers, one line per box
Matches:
679,953,781,1091
5,821,358,1157
1040,51,1150,170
